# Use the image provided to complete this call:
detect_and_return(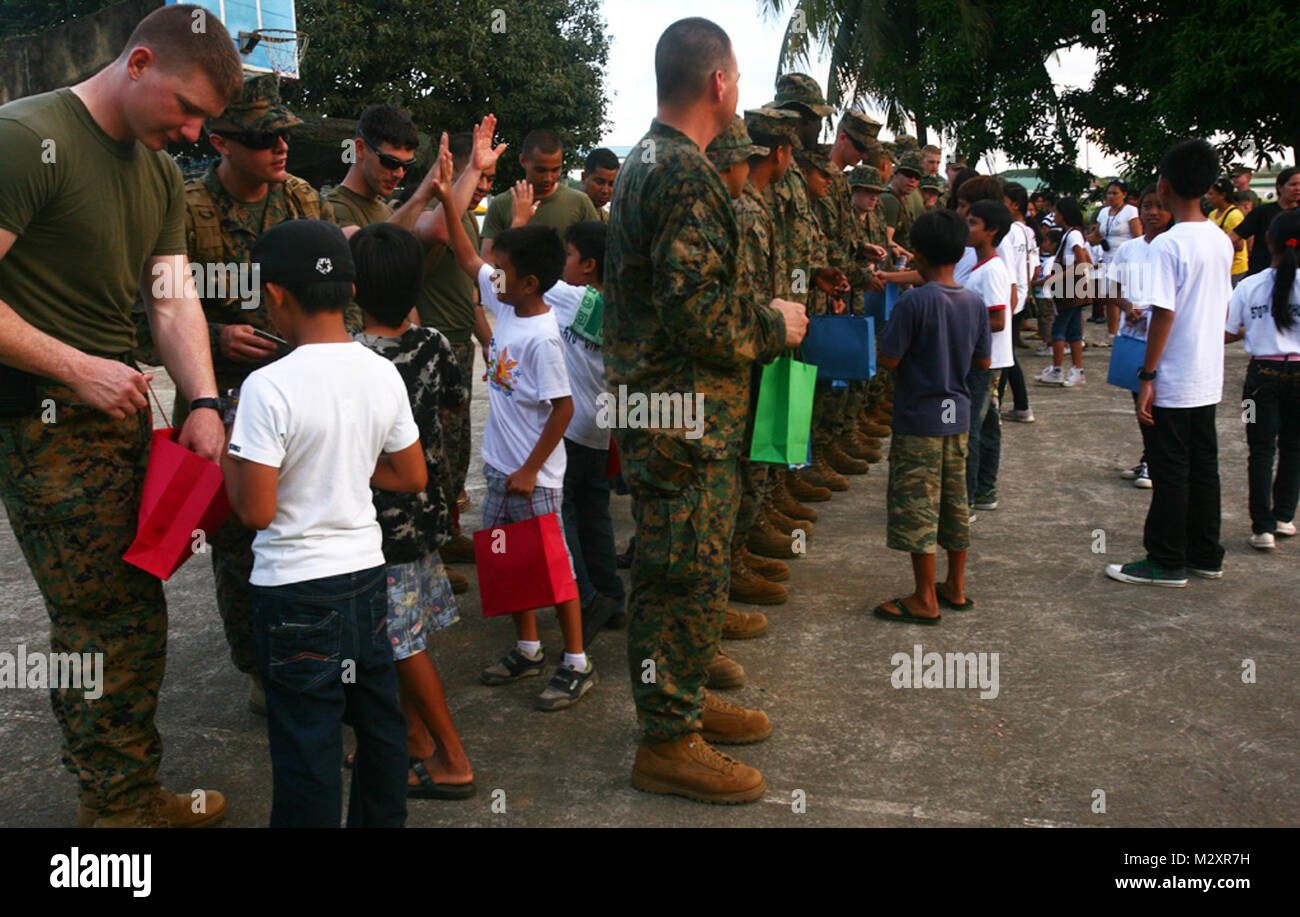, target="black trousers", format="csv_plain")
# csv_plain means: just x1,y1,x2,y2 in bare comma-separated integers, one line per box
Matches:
1143,403,1224,571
